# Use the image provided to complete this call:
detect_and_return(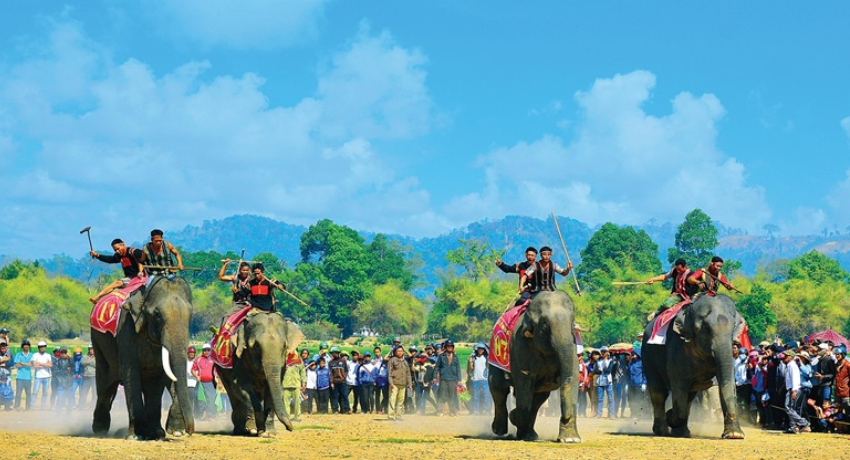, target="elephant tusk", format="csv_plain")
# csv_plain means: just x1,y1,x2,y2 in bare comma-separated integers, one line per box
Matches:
162,347,178,382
